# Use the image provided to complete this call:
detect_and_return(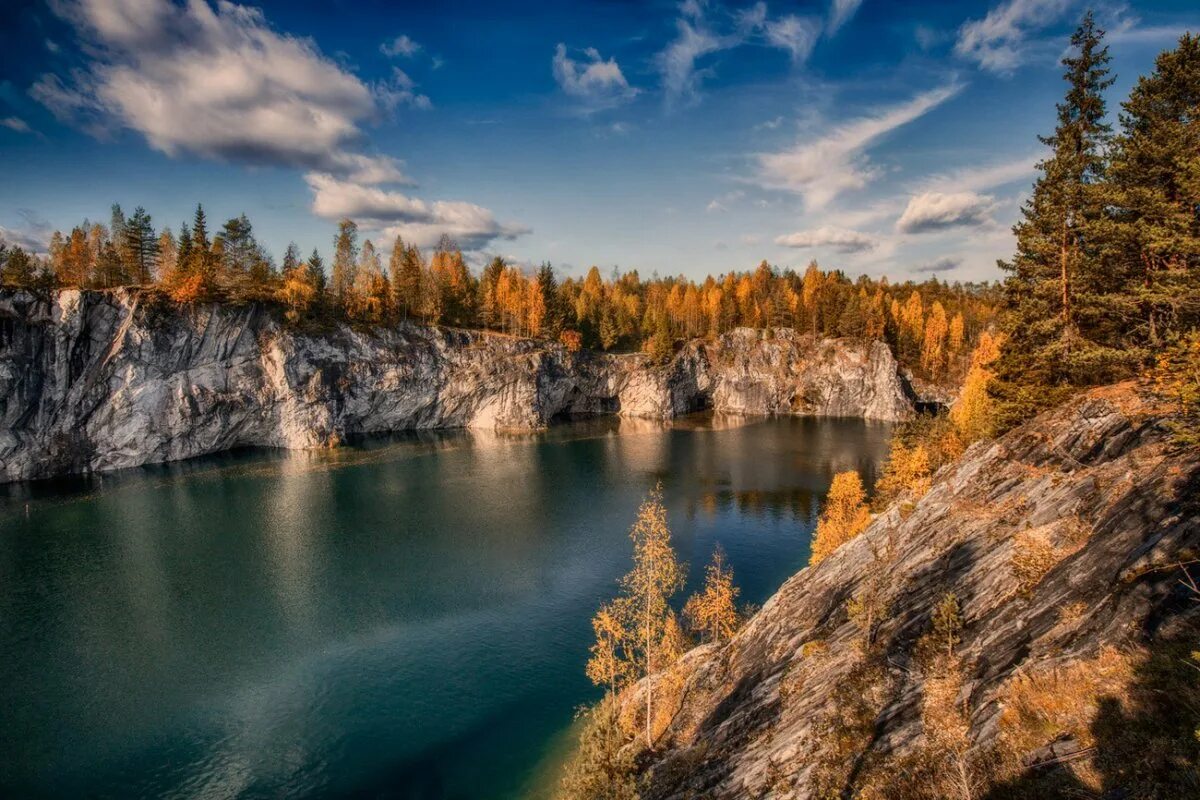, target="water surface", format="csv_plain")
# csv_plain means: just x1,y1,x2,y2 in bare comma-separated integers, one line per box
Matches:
0,414,890,799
